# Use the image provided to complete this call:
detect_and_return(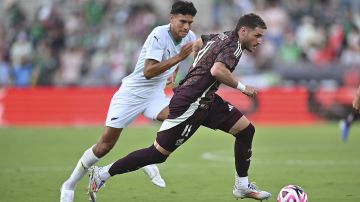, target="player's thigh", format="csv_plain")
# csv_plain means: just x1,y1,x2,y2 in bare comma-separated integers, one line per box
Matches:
105,88,149,128
203,95,247,134
156,109,207,152
143,92,170,121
